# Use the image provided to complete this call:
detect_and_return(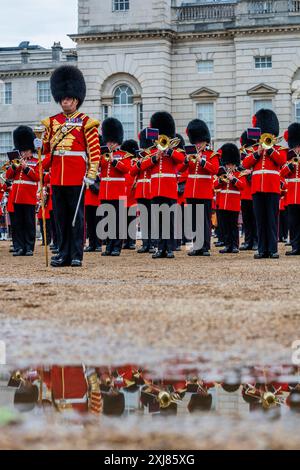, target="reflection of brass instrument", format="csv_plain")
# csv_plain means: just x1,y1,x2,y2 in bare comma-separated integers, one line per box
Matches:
260,133,282,150
158,391,172,409
262,392,277,410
